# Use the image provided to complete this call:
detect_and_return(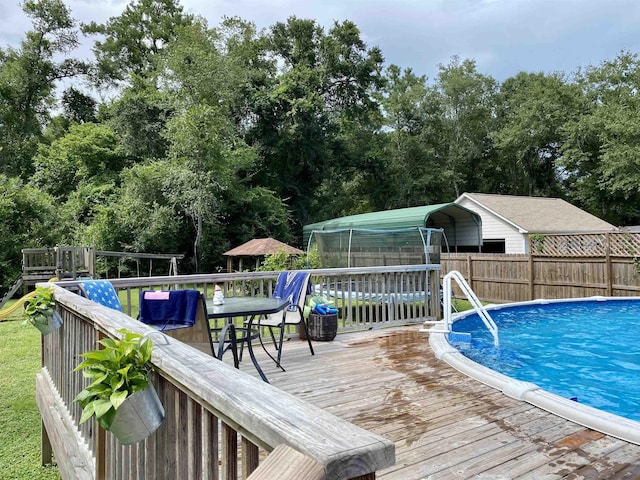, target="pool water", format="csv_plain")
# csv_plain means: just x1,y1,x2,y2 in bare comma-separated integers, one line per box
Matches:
451,299,640,422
